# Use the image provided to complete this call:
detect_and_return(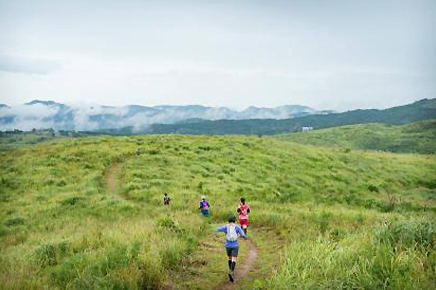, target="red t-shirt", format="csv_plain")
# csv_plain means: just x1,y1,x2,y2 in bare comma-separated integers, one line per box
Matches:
238,203,250,220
